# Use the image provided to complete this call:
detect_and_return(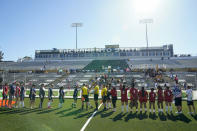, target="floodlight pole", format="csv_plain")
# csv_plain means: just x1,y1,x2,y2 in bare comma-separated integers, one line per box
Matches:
145,23,148,49
75,26,78,50
140,19,153,56
71,23,83,50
